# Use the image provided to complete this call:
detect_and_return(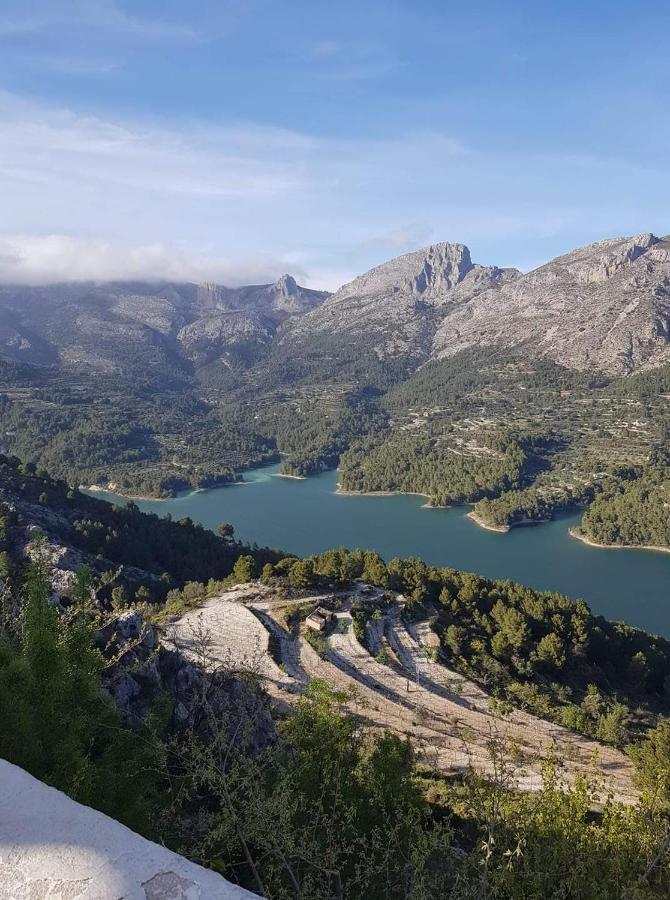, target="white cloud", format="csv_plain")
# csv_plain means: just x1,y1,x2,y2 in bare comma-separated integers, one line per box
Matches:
0,90,668,288
79,0,200,41
0,235,301,286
